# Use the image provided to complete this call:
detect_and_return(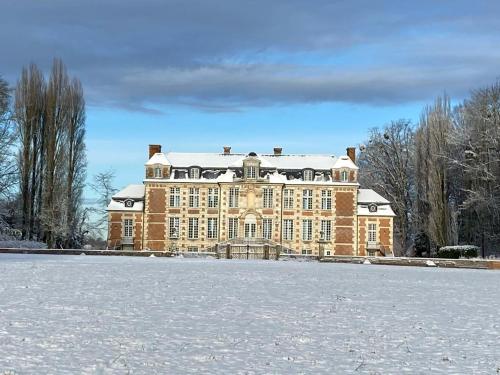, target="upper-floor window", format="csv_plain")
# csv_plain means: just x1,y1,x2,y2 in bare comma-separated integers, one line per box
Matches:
229,187,239,208
283,189,294,209
169,187,181,207
303,169,314,181
189,167,200,179
341,170,349,182
245,165,257,179
189,187,200,208
302,189,313,210
208,188,219,208
263,188,273,208
154,167,162,178
321,190,332,210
